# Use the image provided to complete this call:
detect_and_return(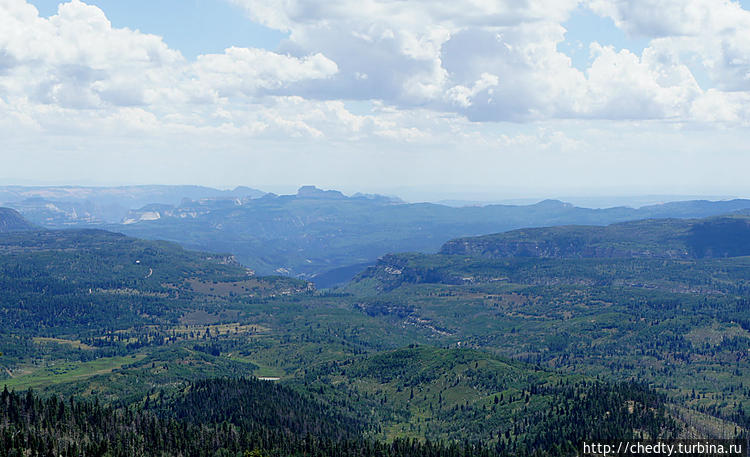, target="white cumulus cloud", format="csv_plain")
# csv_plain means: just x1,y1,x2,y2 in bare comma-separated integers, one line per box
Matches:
0,0,339,135
227,0,750,124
